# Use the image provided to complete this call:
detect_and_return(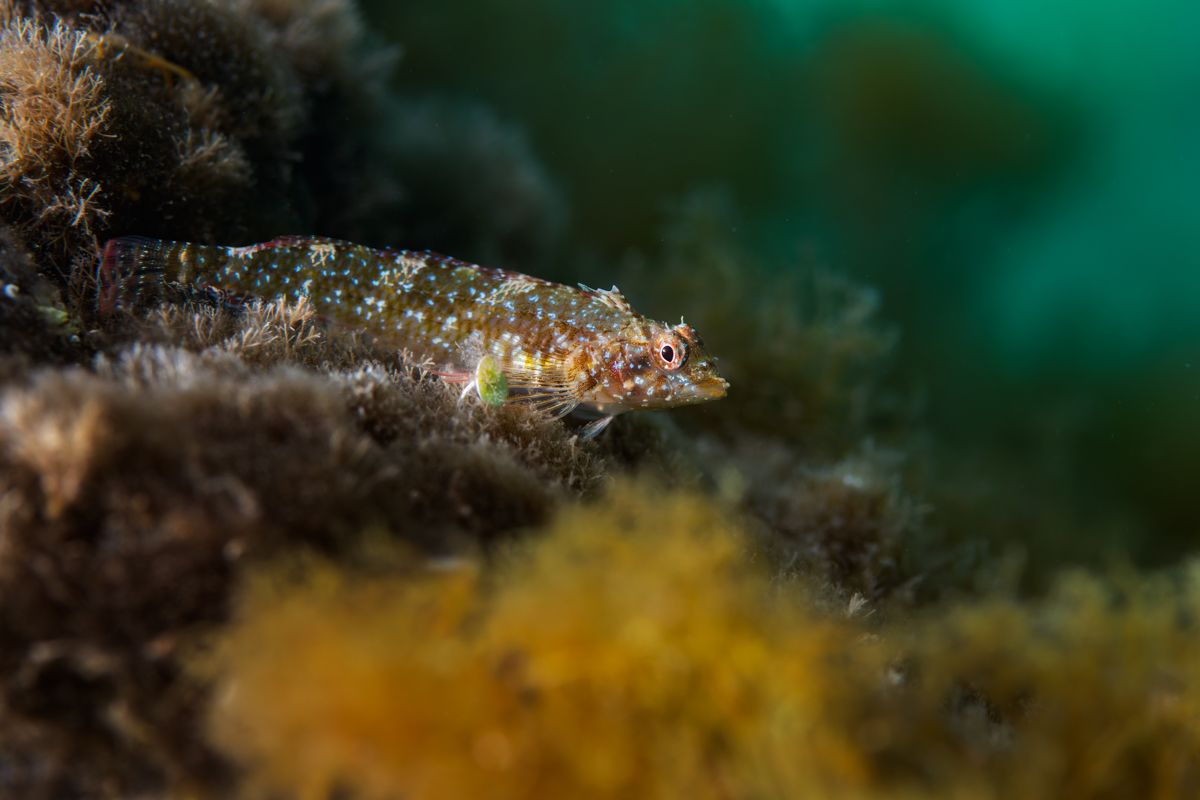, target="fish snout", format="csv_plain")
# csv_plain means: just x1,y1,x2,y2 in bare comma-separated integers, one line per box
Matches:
683,374,729,404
